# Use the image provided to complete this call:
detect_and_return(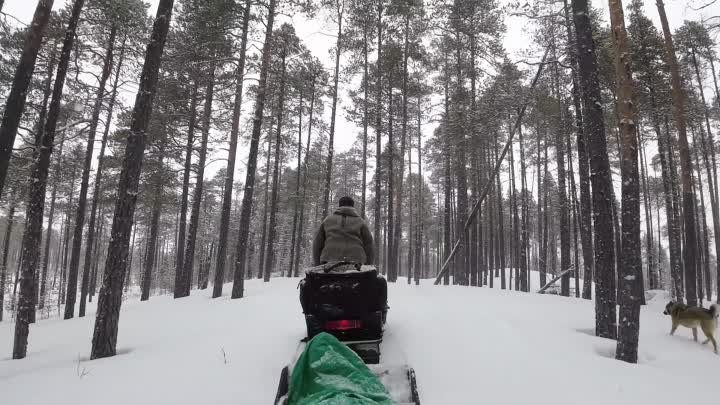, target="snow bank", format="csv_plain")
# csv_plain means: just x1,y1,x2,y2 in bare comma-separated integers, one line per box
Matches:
0,275,717,405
